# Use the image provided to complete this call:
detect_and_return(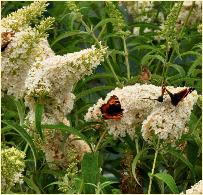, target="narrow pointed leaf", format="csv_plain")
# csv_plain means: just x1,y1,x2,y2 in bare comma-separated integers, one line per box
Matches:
154,172,179,194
